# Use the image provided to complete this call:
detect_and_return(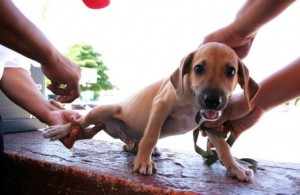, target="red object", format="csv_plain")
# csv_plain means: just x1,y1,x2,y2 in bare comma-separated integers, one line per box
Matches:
82,0,110,9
